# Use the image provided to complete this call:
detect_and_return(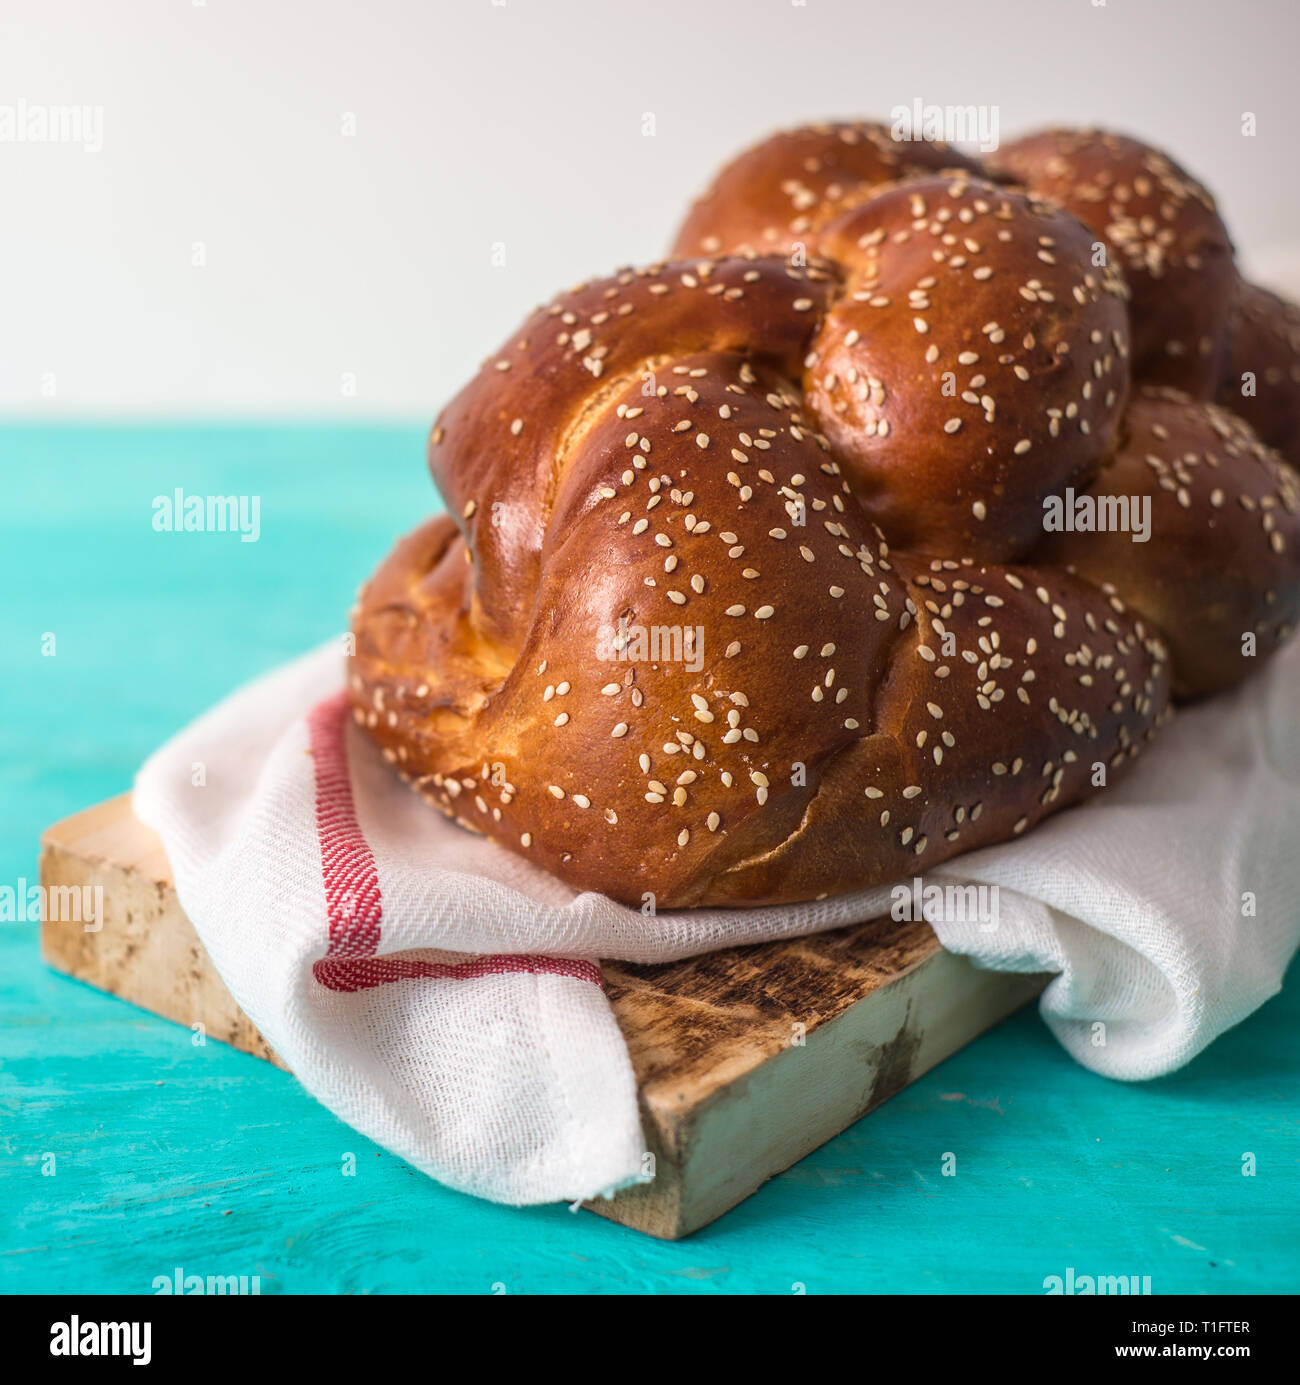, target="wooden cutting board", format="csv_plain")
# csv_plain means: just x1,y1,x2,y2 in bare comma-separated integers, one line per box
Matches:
39,795,1049,1239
